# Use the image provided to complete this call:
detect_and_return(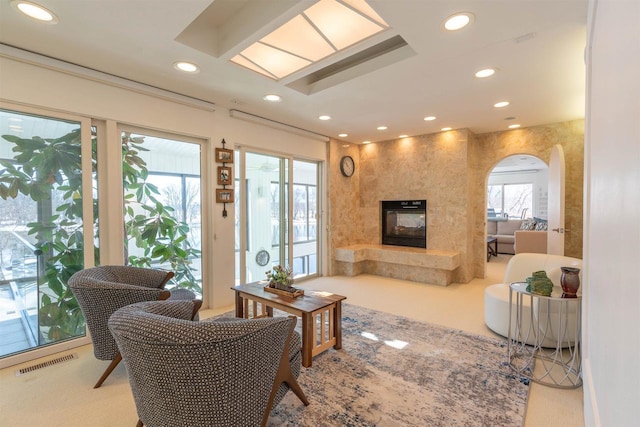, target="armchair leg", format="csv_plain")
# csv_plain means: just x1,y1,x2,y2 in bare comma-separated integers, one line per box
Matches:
261,317,309,427
93,353,122,388
285,374,309,406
